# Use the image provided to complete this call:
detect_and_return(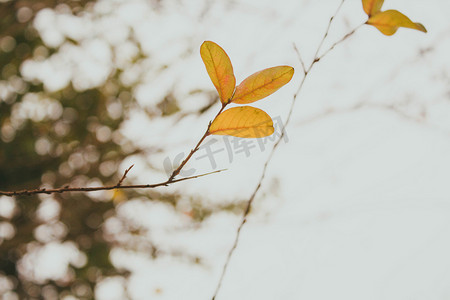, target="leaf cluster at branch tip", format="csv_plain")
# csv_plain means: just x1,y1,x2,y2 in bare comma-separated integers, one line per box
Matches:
200,41,294,139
